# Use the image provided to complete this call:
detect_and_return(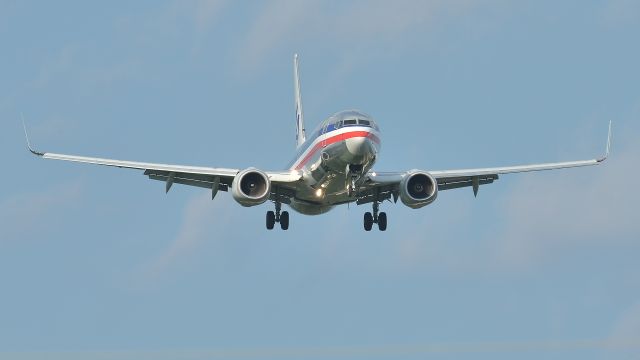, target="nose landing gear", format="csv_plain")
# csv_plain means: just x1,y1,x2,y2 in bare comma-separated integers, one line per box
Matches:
266,201,289,230
363,201,387,231
347,177,357,197
346,164,364,198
